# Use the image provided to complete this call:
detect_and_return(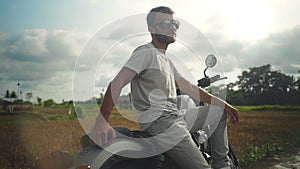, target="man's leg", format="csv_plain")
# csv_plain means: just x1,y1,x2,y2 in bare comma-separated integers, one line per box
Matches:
164,135,211,169
209,112,231,169
145,114,211,169
184,105,231,169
